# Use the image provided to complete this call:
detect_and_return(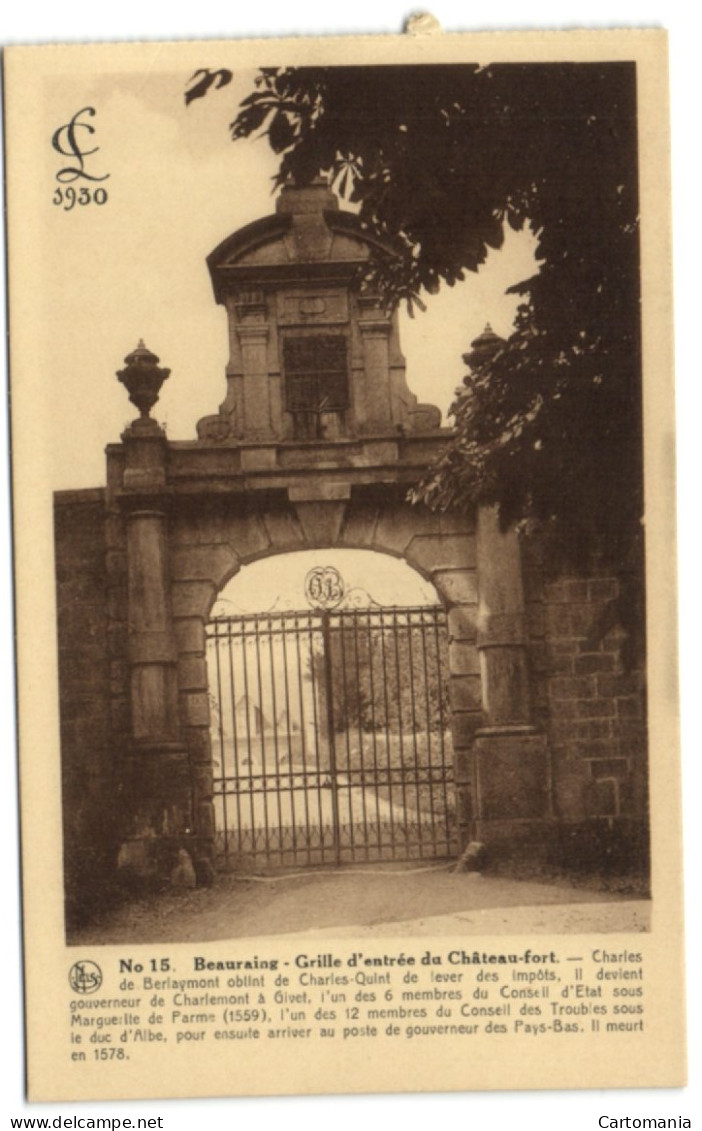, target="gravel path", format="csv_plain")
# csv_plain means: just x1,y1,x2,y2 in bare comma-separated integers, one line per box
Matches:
70,864,650,945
